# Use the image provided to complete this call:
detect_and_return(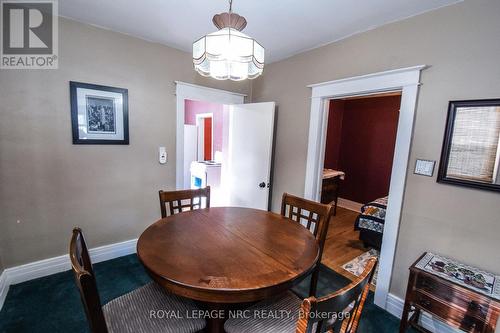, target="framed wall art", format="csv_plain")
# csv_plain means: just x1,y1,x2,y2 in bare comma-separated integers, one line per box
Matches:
70,81,129,144
437,99,500,192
